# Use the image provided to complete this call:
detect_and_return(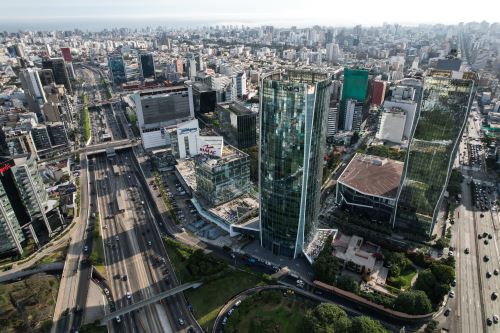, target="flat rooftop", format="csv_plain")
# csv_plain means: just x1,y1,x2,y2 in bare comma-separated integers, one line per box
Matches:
338,153,403,199
217,102,254,116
